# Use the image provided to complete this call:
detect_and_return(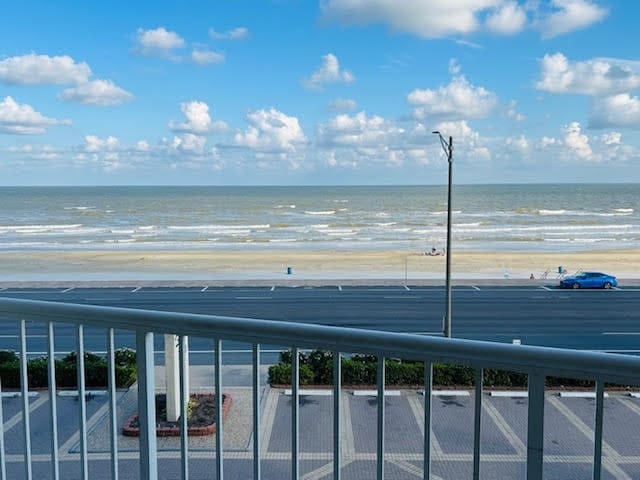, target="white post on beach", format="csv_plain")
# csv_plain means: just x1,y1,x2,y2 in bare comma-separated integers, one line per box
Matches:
165,334,187,422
